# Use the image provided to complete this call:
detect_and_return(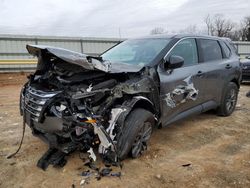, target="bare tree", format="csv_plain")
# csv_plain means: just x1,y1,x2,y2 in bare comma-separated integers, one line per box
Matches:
213,14,235,37
239,16,250,41
150,27,166,35
227,30,241,41
204,14,214,35
179,25,198,34
203,14,235,37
